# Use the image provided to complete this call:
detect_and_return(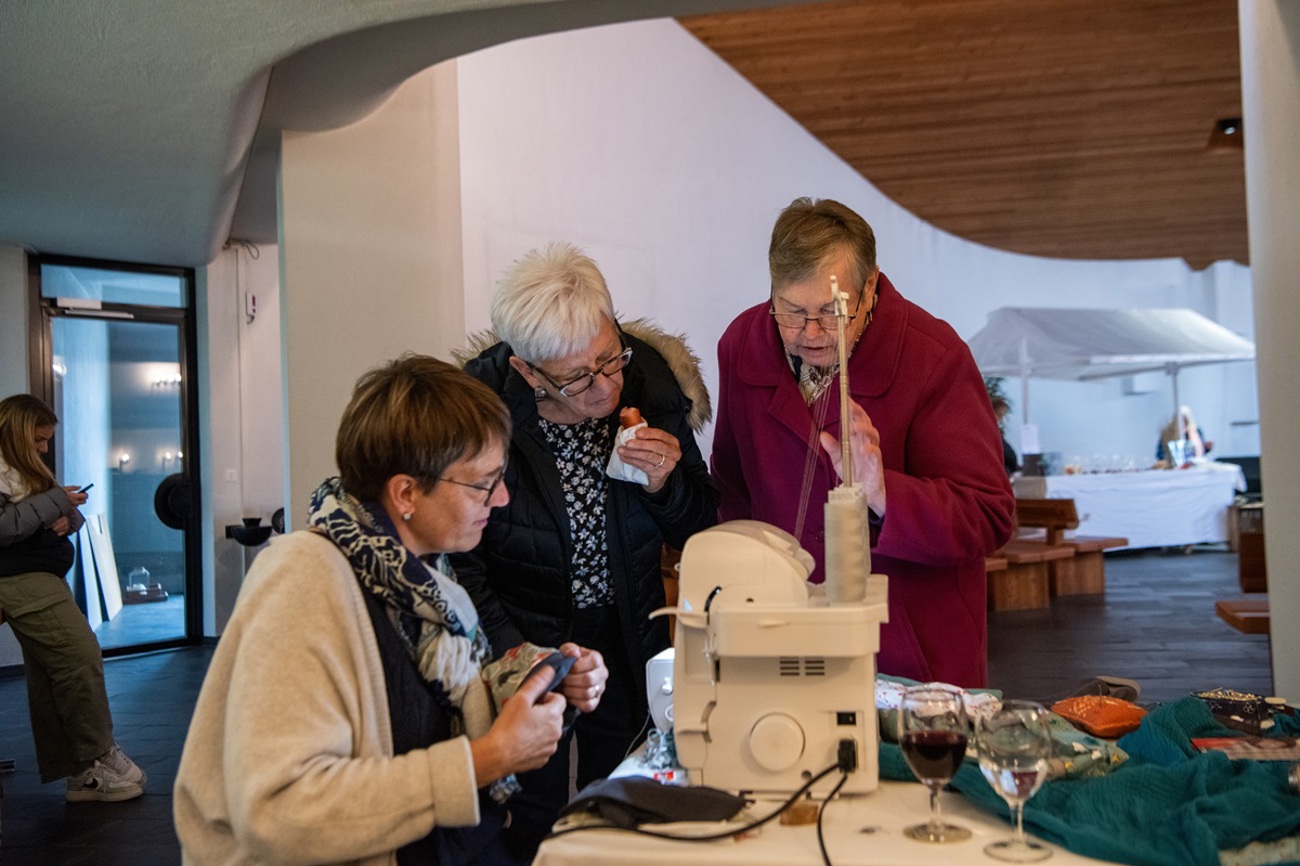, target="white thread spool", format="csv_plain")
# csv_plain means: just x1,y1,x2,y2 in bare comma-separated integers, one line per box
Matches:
824,486,869,604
